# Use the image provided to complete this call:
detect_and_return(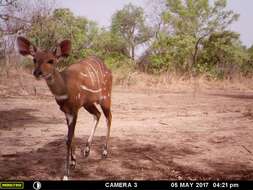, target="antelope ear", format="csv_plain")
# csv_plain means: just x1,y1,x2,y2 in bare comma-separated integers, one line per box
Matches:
54,40,71,59
17,36,37,58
